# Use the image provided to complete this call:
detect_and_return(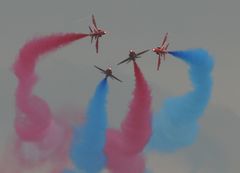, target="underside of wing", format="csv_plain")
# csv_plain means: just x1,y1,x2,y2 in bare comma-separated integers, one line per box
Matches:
95,37,99,53
92,14,98,29
160,32,168,47
157,55,161,70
